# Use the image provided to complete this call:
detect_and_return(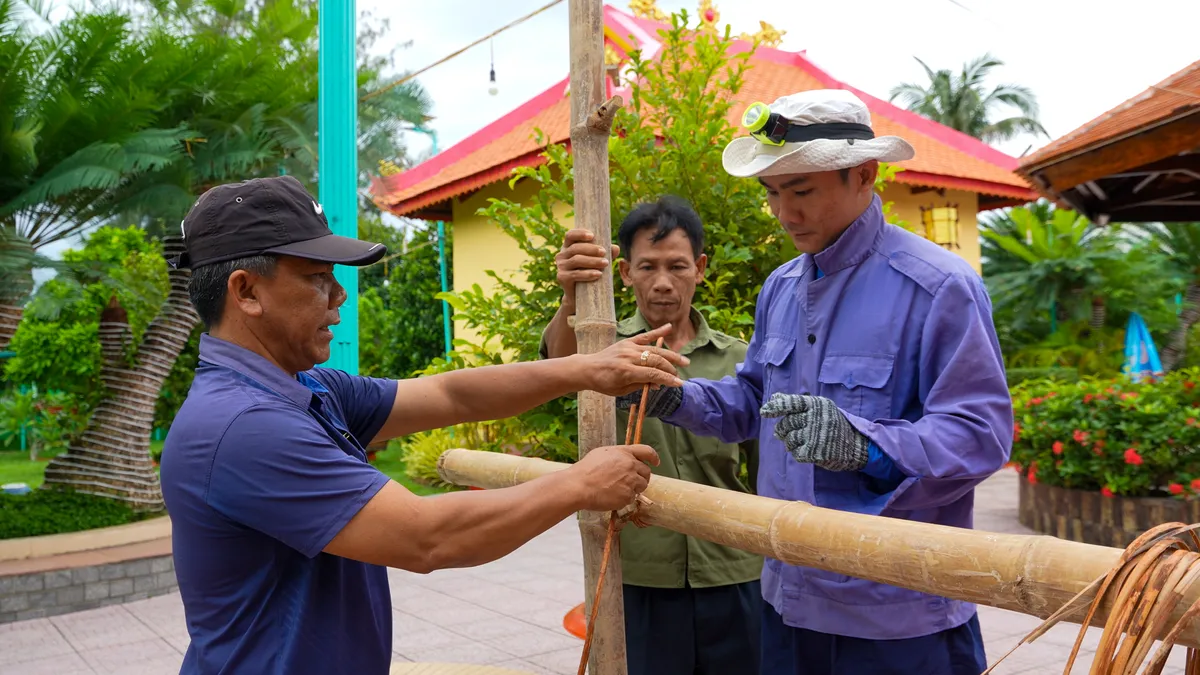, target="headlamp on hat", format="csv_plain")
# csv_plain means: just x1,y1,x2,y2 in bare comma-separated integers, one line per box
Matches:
740,101,878,147
741,102,789,146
